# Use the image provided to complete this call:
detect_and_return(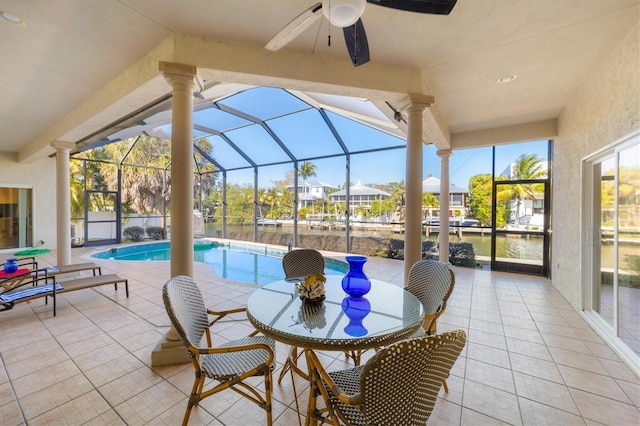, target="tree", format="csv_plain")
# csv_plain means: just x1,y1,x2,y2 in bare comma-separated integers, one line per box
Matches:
369,199,384,218
193,138,218,210
298,206,312,219
422,192,439,218
225,184,254,225
510,154,546,226
265,187,278,218
202,180,223,220
354,204,370,220
101,136,171,214
275,188,295,218
386,180,406,206
299,161,317,182
468,173,512,227
70,148,115,217
468,174,493,226
333,202,347,219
